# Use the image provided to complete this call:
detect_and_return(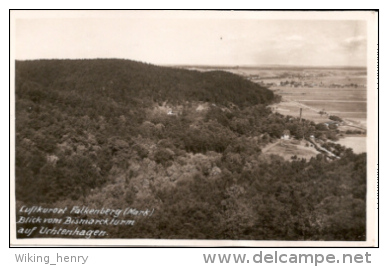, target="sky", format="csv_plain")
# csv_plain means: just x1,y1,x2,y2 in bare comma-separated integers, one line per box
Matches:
13,11,368,67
